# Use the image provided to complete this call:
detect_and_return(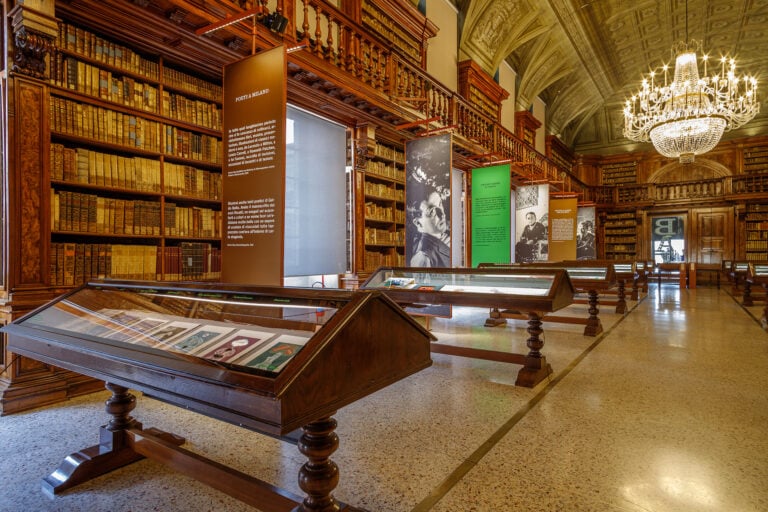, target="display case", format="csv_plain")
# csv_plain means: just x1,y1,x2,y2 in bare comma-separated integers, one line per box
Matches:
746,263,768,330
1,281,435,511
361,266,575,387
480,262,616,336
